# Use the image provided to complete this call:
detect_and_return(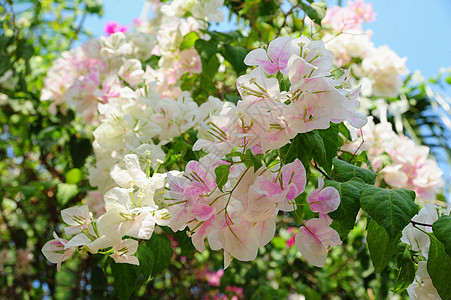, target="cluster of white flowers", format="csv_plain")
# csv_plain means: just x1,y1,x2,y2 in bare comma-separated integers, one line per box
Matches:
194,36,367,157
342,118,444,203
42,154,171,268
41,0,229,270
40,0,216,123
142,16,204,97
40,32,157,123
89,83,223,194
